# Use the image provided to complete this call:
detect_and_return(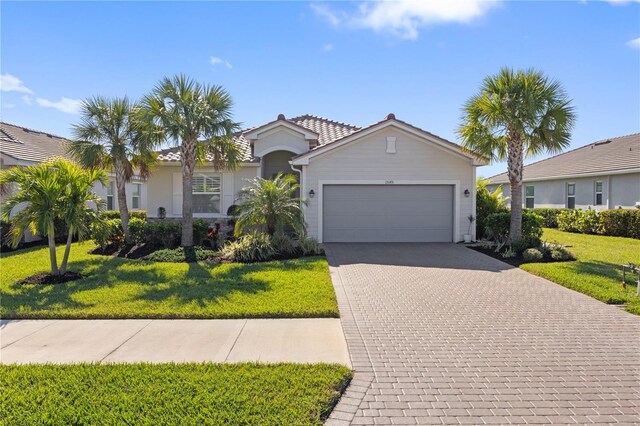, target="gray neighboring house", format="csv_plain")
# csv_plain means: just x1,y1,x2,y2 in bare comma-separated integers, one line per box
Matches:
148,113,488,243
486,133,640,210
